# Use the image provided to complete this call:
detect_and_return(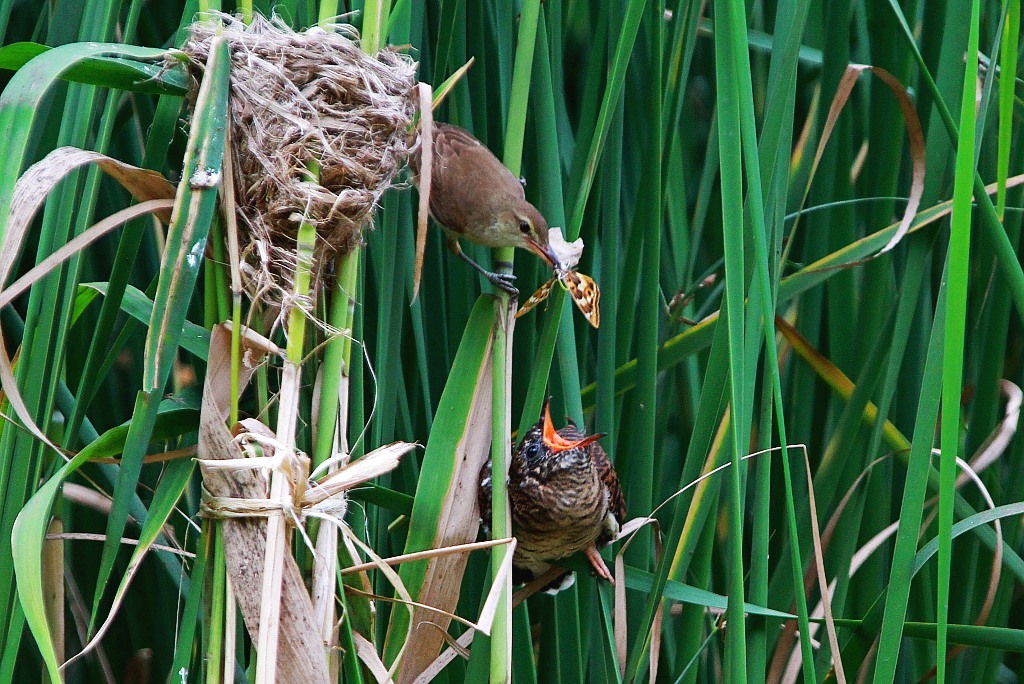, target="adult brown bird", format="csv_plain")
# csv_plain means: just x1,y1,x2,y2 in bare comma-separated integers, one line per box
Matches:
478,400,626,592
411,122,559,295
